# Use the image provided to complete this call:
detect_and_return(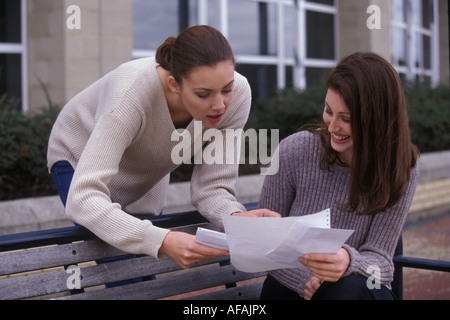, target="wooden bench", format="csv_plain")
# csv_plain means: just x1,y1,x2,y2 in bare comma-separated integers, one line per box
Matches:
1,202,449,300
0,203,266,300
